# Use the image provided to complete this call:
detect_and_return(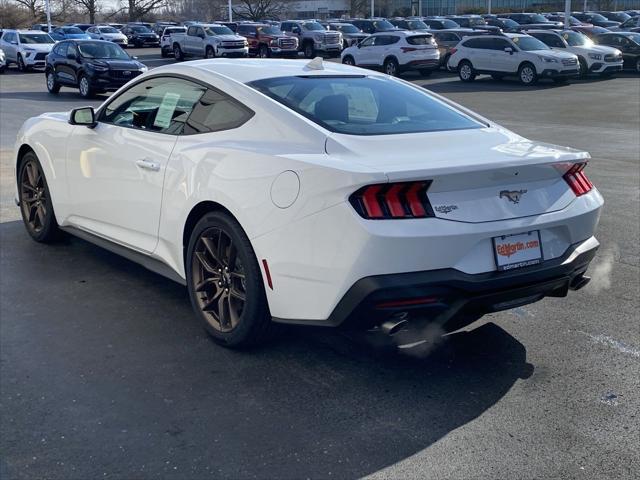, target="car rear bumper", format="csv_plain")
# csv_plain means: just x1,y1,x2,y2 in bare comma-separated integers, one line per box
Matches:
273,236,599,329
404,58,440,71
